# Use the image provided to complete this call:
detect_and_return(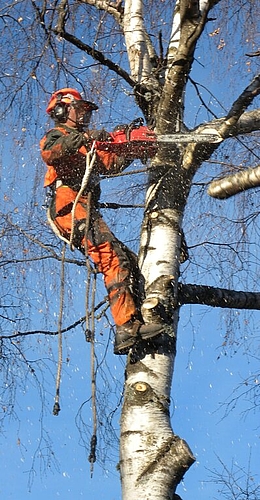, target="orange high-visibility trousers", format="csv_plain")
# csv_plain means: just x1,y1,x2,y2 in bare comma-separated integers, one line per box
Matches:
50,186,138,326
